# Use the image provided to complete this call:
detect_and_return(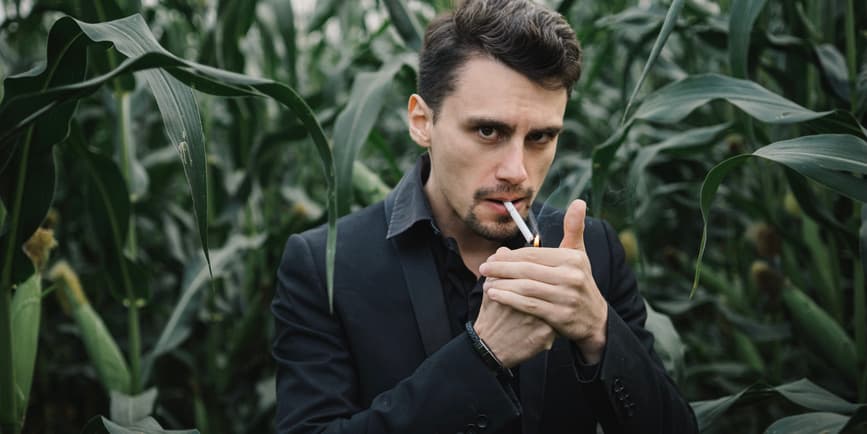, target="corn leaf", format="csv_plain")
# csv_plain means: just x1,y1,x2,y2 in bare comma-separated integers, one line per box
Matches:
74,303,131,394
764,412,850,434
109,388,157,425
643,301,684,379
142,233,266,382
73,138,150,304
693,134,867,293
75,17,212,276
10,273,40,420
0,13,338,307
728,0,767,79
782,285,858,384
0,15,85,286
621,0,684,124
382,0,423,51
80,415,199,434
334,53,414,216
691,378,862,431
